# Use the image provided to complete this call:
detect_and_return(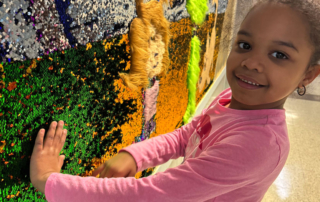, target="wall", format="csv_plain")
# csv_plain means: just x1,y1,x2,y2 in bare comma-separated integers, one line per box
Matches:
0,0,229,200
